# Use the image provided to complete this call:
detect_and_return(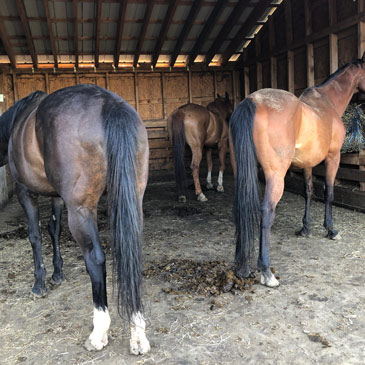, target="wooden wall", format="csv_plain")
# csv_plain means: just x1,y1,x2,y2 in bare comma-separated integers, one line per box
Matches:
0,69,240,171
242,0,365,96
